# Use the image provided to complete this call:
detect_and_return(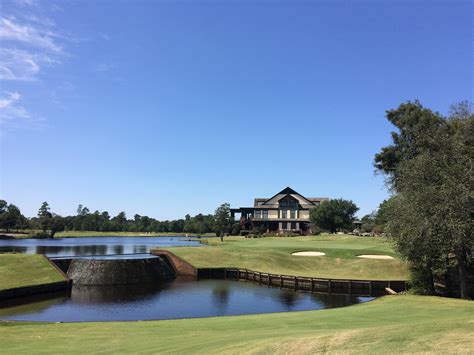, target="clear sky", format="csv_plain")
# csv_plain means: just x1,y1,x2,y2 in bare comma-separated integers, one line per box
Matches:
0,0,472,219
